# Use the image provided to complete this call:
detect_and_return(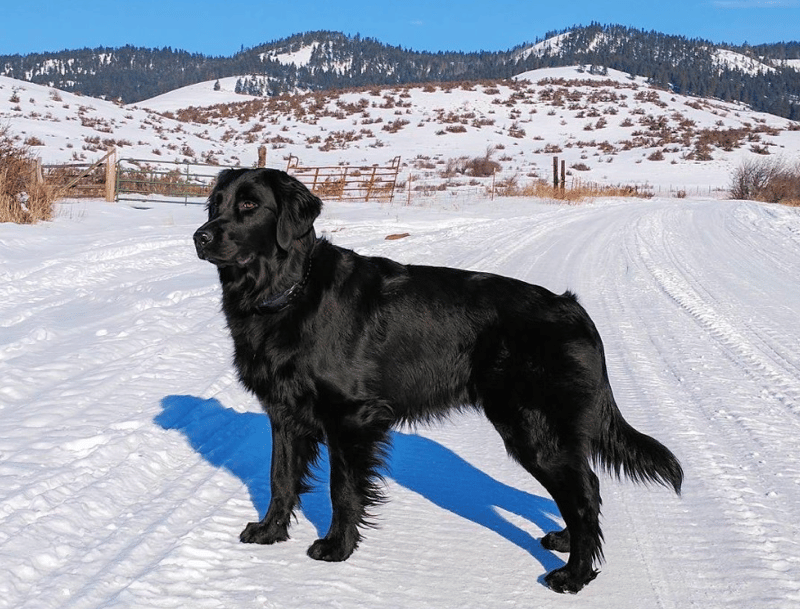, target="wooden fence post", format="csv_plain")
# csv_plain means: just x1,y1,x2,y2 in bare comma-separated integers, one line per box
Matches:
553,156,559,189
34,158,44,184
365,166,377,202
105,148,117,202
257,145,267,168
560,160,566,192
